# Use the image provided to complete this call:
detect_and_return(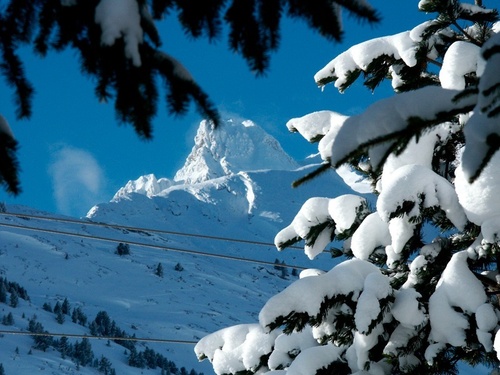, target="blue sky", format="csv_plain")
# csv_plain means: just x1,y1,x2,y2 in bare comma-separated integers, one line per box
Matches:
0,1,427,218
